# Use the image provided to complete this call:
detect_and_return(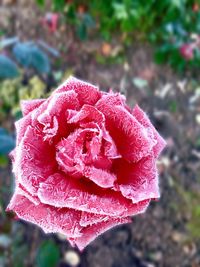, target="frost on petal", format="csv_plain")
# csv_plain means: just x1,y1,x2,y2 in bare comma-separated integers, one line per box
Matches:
7,194,82,238
96,95,154,162
17,184,40,205
56,128,102,177
99,92,128,108
21,99,45,117
15,113,32,146
14,126,56,195
80,212,111,227
56,131,83,178
39,115,59,141
83,166,117,188
69,217,131,250
113,154,160,203
132,105,166,158
55,76,101,106
68,104,105,125
102,130,120,159
37,91,80,139
38,173,149,217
